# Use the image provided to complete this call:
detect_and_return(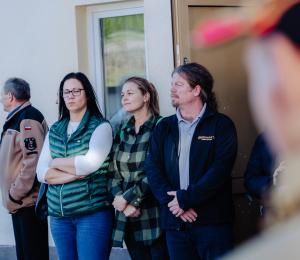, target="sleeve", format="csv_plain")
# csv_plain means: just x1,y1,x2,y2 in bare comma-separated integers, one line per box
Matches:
244,135,273,199
176,118,238,210
121,123,168,207
145,124,176,206
75,123,112,176
106,128,124,204
9,118,48,201
121,173,151,207
36,133,52,183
